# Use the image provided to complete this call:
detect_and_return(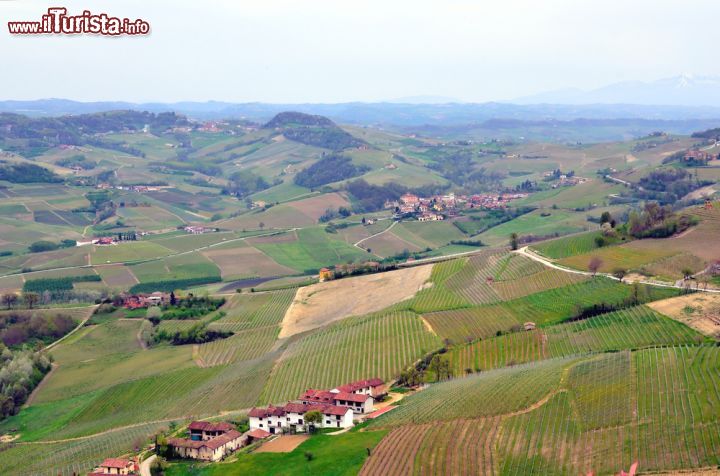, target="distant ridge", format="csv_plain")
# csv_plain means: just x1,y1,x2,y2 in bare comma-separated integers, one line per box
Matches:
2,98,720,127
